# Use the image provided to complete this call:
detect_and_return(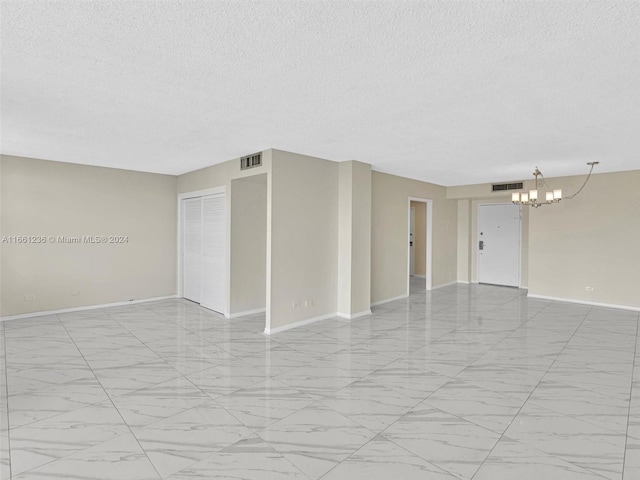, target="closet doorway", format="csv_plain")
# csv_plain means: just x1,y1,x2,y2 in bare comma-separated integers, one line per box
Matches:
179,188,227,314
